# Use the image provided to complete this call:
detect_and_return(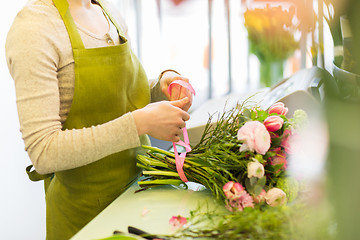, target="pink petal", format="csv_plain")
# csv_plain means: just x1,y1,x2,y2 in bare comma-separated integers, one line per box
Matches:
141,208,150,216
